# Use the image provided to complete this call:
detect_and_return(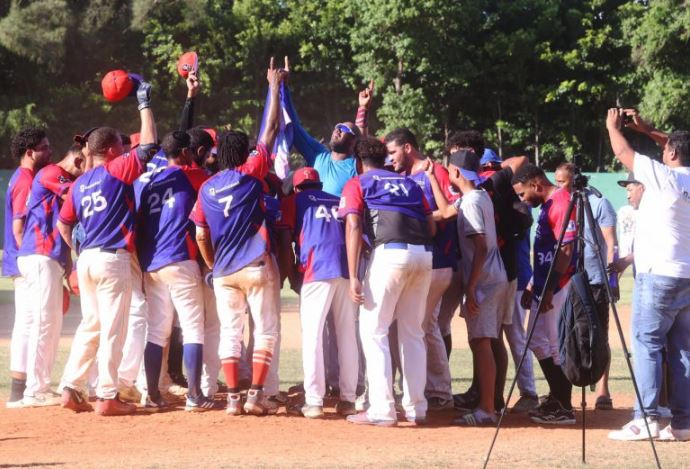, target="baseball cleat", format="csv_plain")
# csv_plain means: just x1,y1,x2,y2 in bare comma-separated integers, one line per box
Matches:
185,395,218,412
427,397,454,412
61,387,93,413
608,417,660,441
346,411,397,427
95,396,137,416
226,392,242,416
657,424,690,442
21,391,61,407
243,389,278,416
336,400,357,417
301,404,324,419
117,385,142,403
